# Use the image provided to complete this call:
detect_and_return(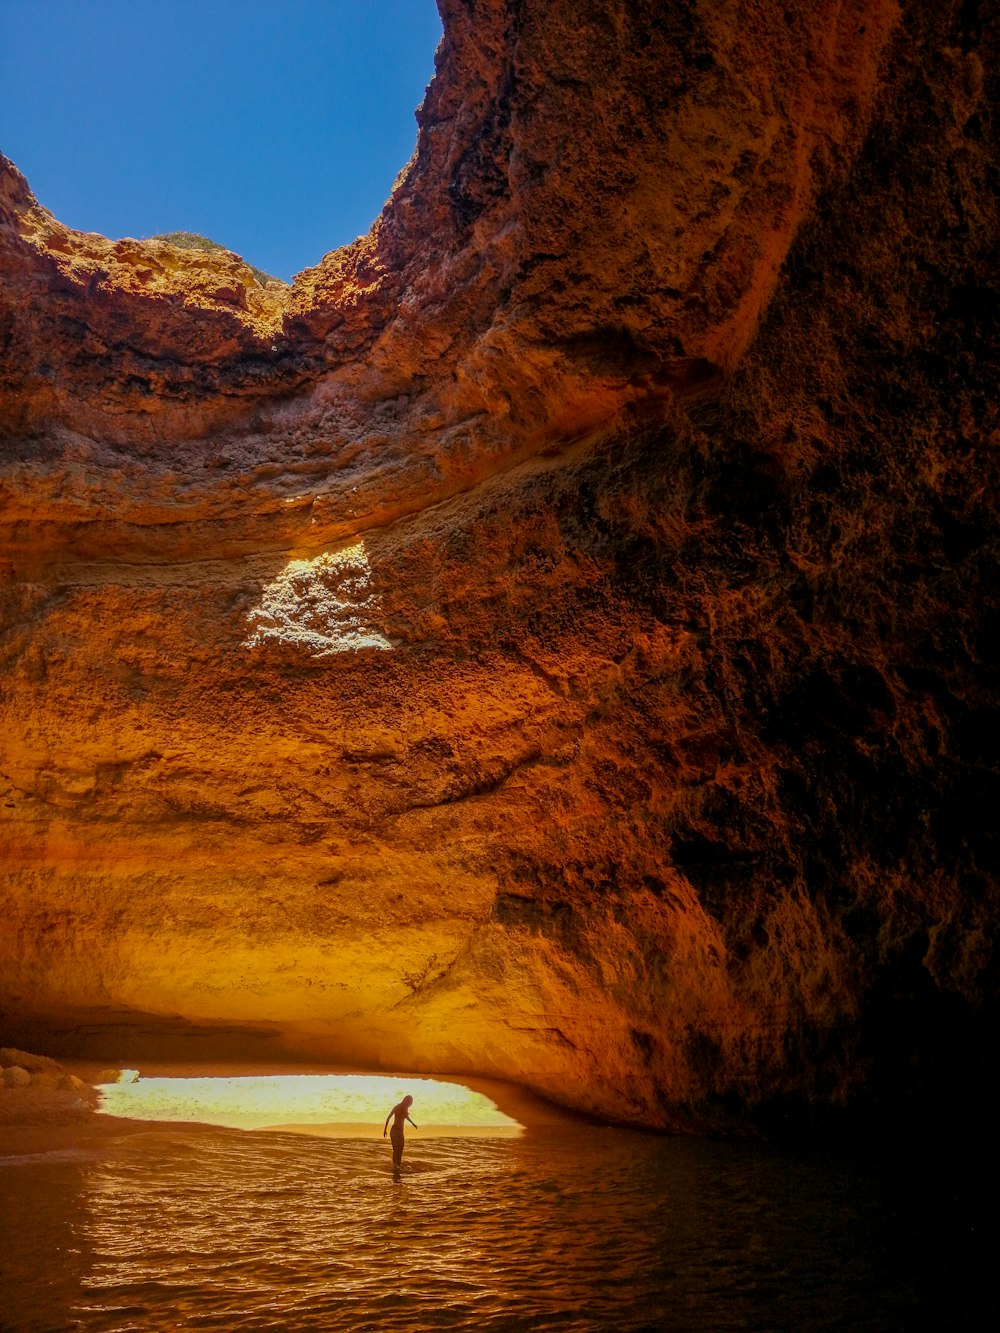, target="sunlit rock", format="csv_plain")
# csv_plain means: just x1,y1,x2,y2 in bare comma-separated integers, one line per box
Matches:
245,545,393,656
